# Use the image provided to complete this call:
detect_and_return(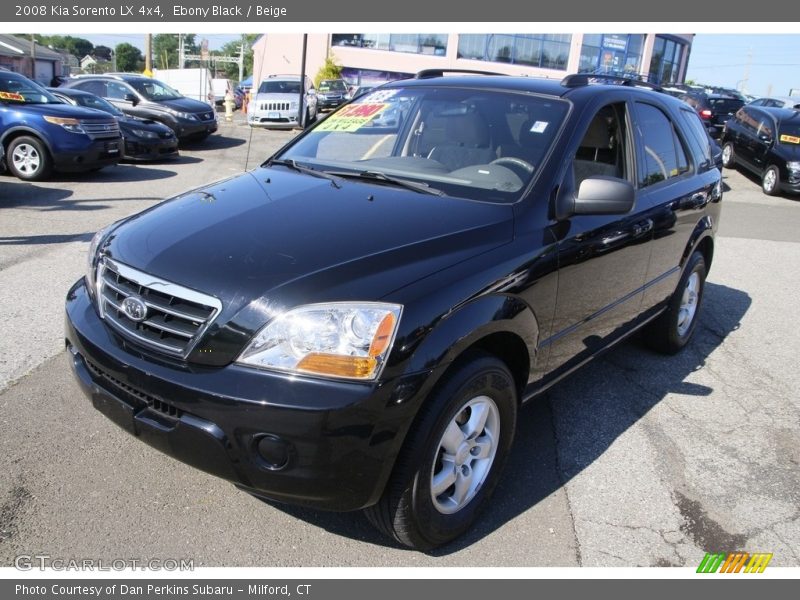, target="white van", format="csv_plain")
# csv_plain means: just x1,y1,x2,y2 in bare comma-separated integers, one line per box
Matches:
212,78,234,106
153,68,214,109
